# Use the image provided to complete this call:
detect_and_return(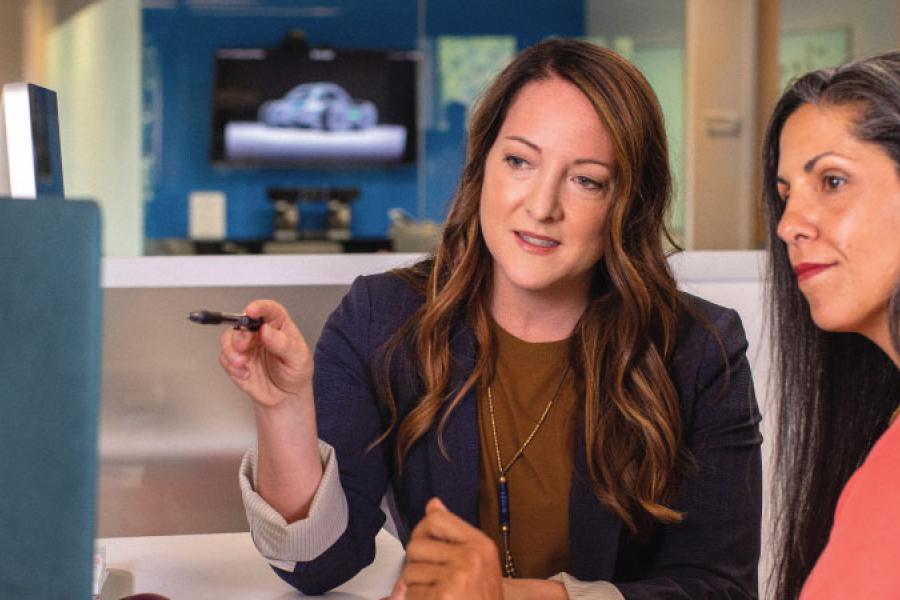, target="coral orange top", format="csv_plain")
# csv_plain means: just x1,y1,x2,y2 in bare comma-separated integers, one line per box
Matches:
800,416,900,599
